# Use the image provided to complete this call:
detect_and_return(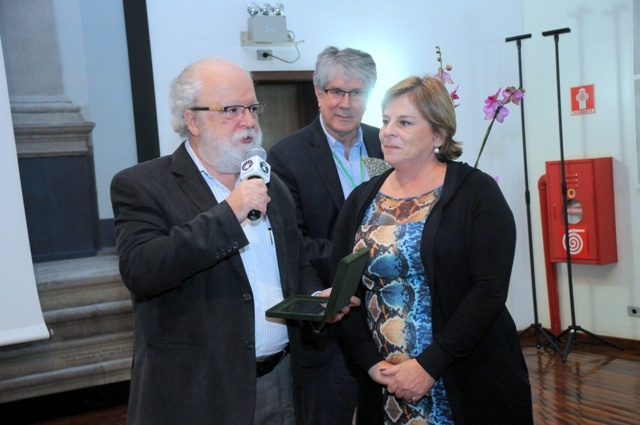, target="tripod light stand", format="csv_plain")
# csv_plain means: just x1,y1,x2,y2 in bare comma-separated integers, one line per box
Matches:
542,27,623,361
505,33,560,354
